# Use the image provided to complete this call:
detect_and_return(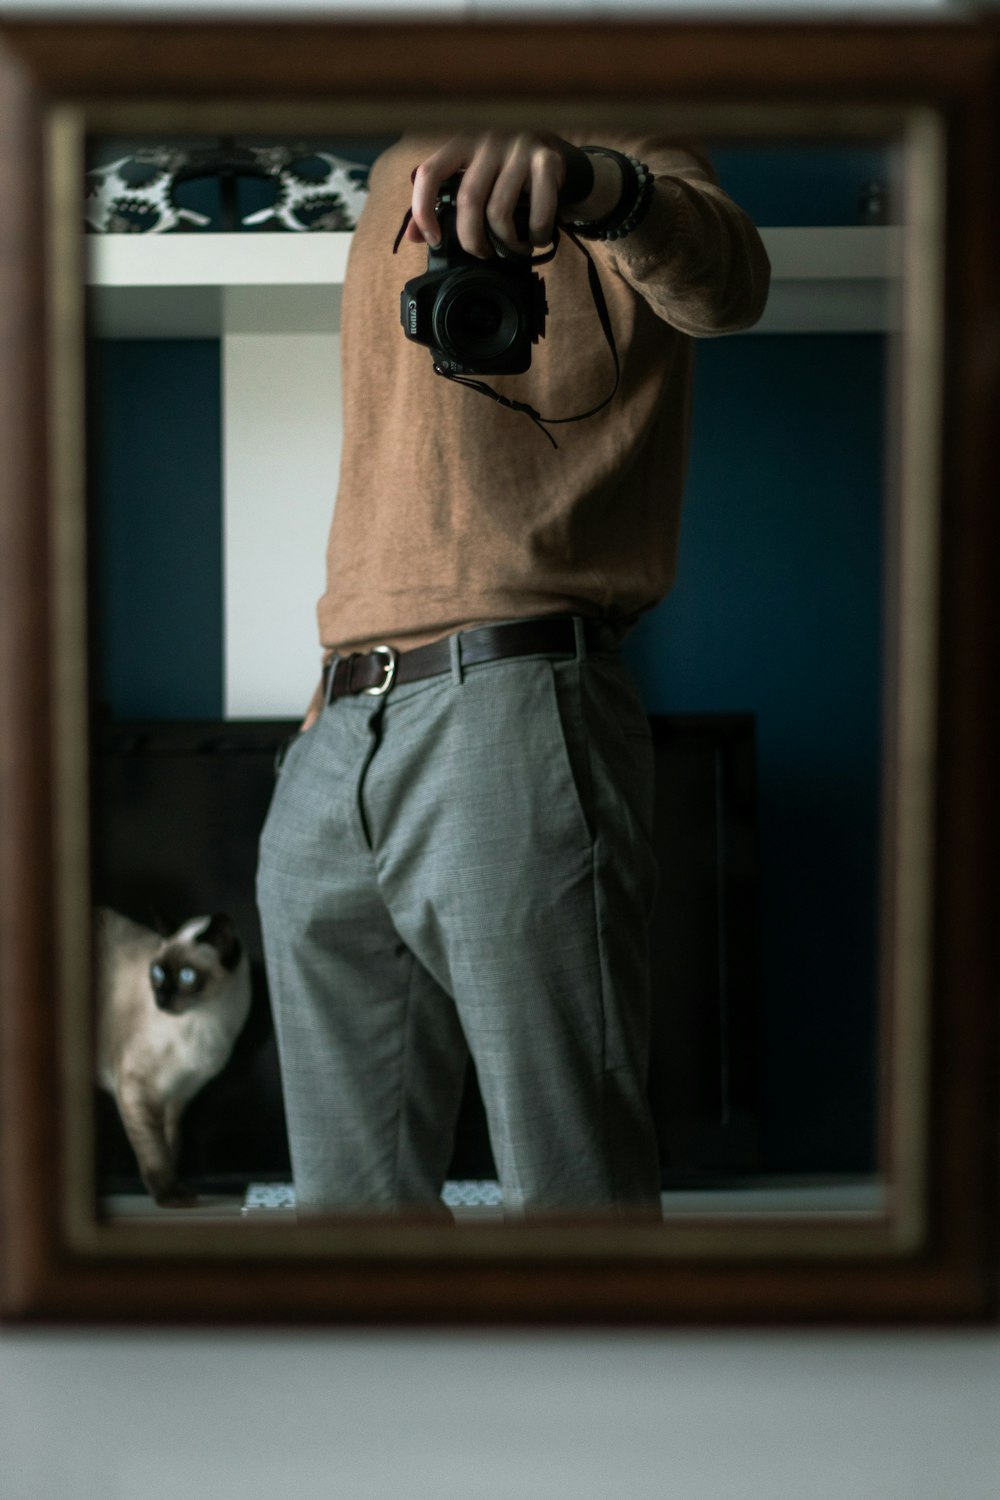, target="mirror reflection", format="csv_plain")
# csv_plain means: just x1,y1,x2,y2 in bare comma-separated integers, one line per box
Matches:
84,125,903,1227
